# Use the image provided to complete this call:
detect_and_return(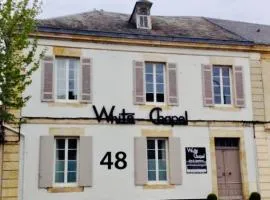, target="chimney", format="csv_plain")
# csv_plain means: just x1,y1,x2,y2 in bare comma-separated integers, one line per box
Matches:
129,0,153,30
